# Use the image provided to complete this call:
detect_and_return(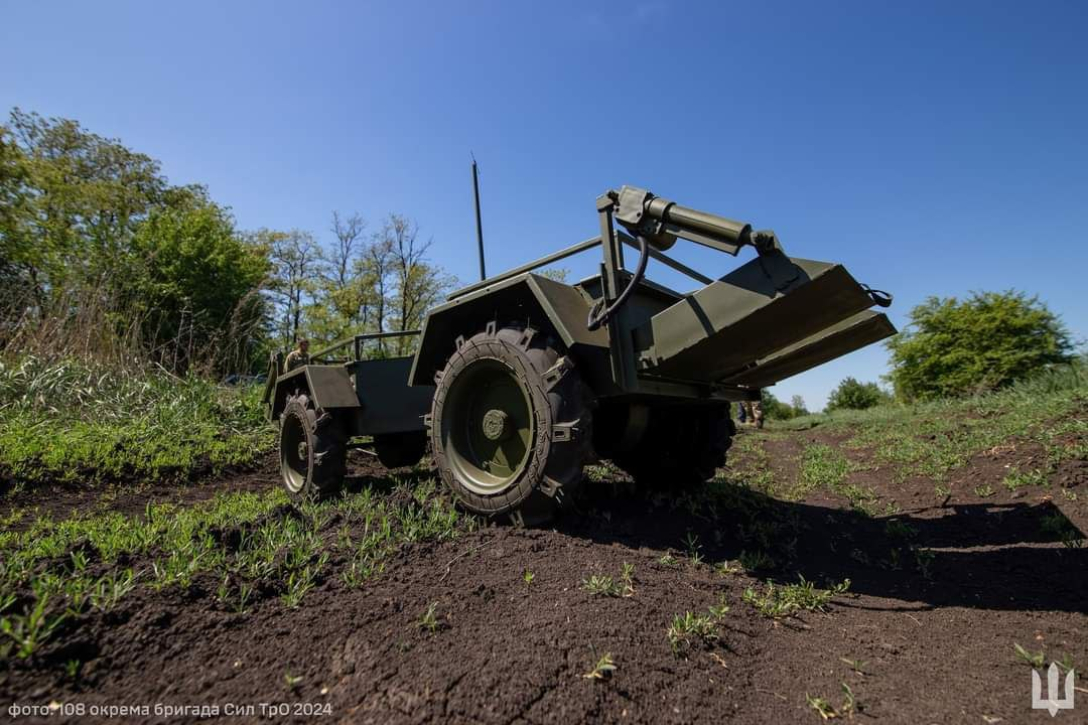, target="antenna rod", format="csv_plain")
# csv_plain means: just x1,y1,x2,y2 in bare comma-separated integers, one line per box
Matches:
472,157,486,281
